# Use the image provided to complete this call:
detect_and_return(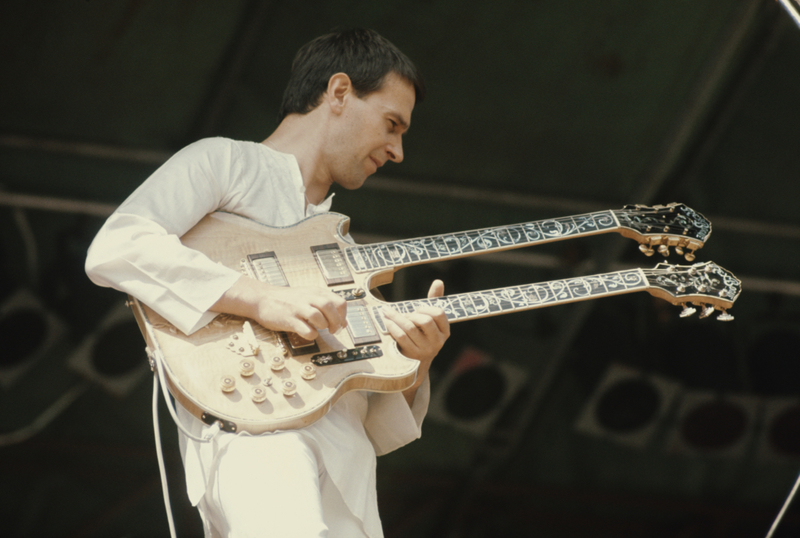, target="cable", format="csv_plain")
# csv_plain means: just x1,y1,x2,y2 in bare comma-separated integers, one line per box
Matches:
153,373,178,538
777,0,800,29
765,469,800,538
152,347,220,443
150,347,220,538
